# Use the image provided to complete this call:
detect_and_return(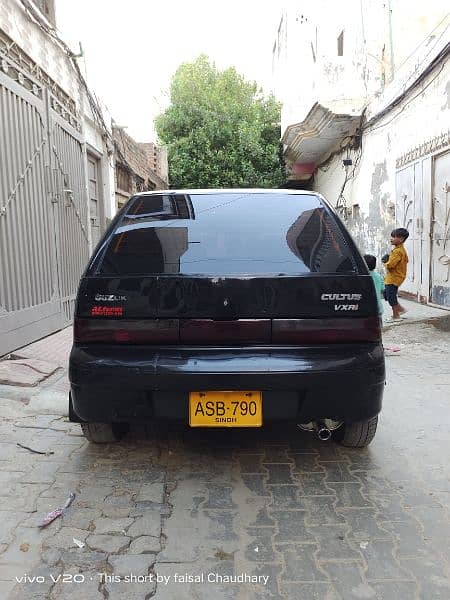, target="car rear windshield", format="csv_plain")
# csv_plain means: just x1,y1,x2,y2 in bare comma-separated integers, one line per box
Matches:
94,193,359,276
